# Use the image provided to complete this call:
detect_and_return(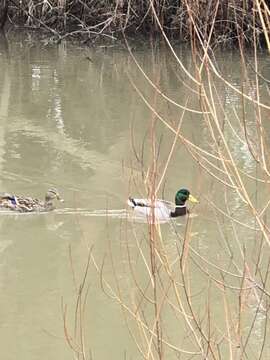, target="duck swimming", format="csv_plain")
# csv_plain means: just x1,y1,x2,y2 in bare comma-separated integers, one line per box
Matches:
127,188,198,220
0,188,63,213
